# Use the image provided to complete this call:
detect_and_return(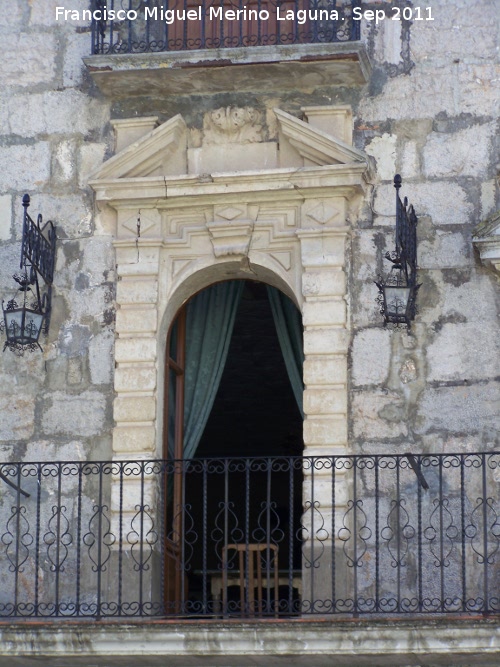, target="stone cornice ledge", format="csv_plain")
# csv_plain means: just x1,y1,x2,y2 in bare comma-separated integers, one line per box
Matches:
83,43,371,97
0,618,498,665
90,163,369,206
